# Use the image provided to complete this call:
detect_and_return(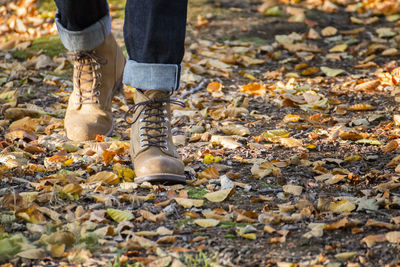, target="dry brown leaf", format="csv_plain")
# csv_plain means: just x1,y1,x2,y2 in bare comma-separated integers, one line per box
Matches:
194,218,220,227
361,234,387,247
86,171,119,185
175,198,204,208
198,167,219,179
